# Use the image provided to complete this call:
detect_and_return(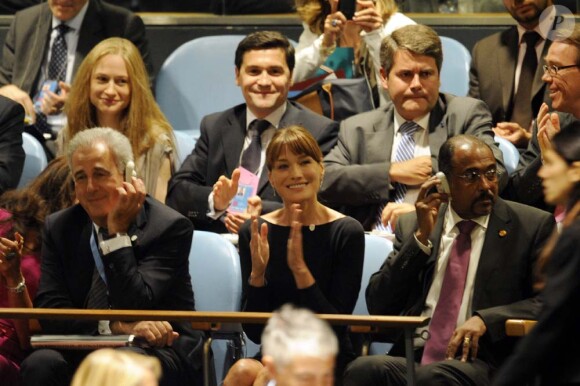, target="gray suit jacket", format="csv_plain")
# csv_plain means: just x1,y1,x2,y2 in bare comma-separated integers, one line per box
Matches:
0,0,151,96
166,101,339,234
469,26,551,126
367,199,555,367
320,93,506,230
